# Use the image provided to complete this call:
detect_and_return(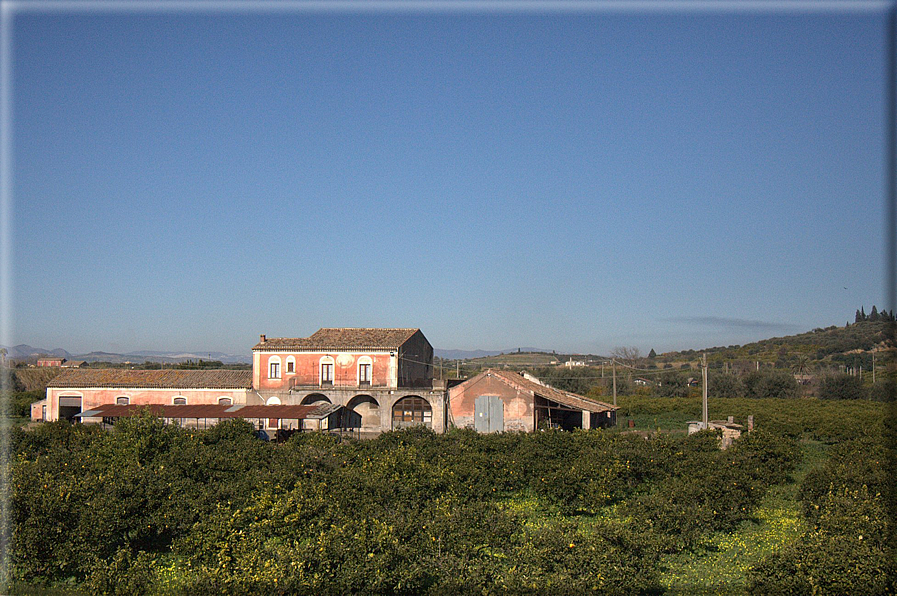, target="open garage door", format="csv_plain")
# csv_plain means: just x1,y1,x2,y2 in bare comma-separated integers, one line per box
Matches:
58,396,82,422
